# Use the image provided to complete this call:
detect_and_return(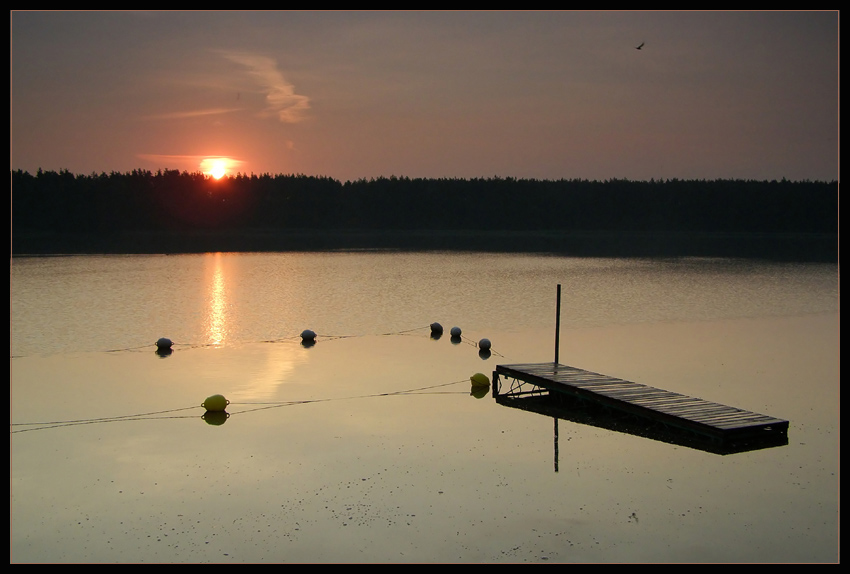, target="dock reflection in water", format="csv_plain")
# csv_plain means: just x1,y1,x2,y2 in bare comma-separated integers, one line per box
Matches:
495,381,789,459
